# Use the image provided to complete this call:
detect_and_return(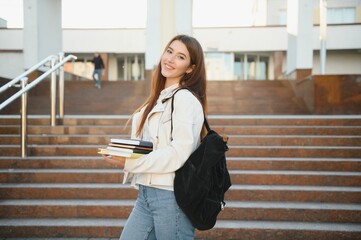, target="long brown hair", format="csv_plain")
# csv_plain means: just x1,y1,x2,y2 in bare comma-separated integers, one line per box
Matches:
135,34,207,137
